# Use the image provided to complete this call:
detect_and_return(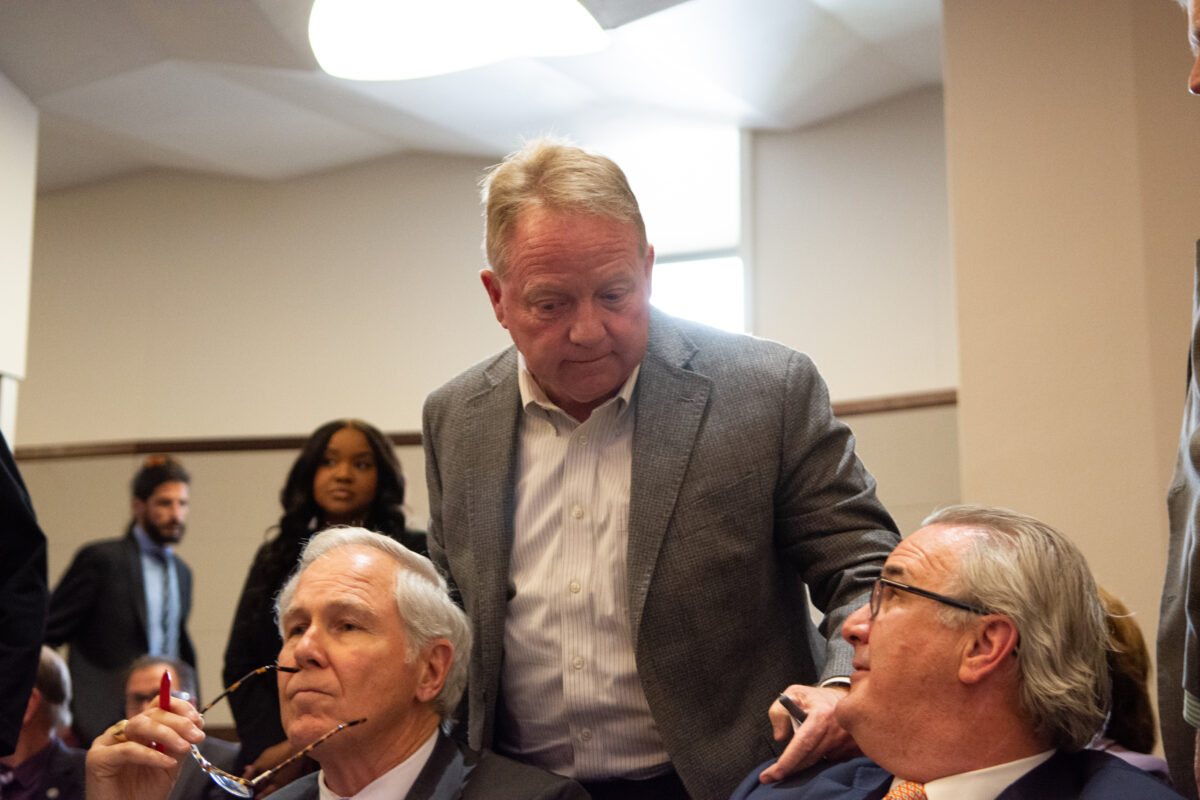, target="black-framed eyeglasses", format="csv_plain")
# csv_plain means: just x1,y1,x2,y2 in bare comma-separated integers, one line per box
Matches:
869,576,992,619
190,665,366,797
